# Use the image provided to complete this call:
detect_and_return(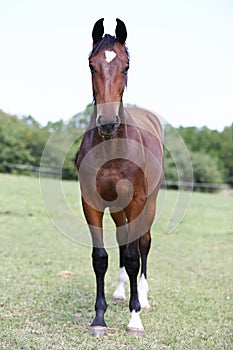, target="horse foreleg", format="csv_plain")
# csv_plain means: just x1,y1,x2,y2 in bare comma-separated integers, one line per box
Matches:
138,231,151,309
91,246,108,329
82,199,108,335
125,240,144,336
